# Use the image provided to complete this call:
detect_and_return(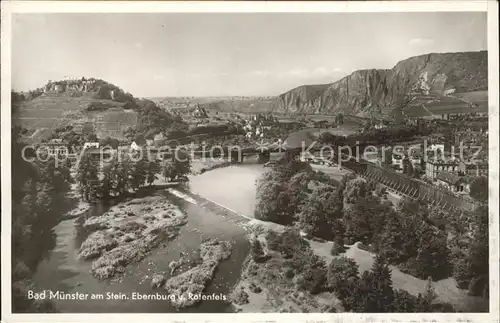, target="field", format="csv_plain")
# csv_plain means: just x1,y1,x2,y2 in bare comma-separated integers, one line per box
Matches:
402,103,434,118
403,94,488,118
453,90,488,110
